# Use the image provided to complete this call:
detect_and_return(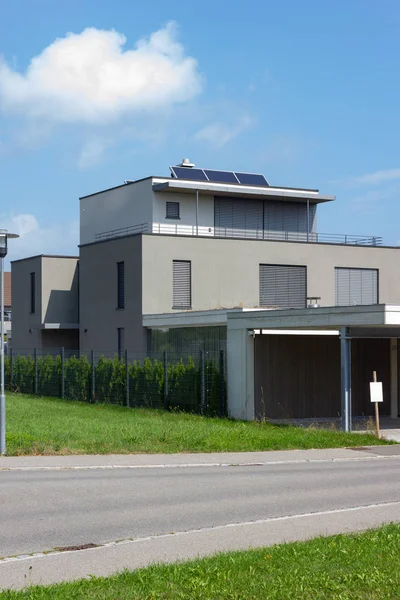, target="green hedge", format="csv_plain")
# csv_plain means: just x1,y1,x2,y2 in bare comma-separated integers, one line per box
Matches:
4,354,226,416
